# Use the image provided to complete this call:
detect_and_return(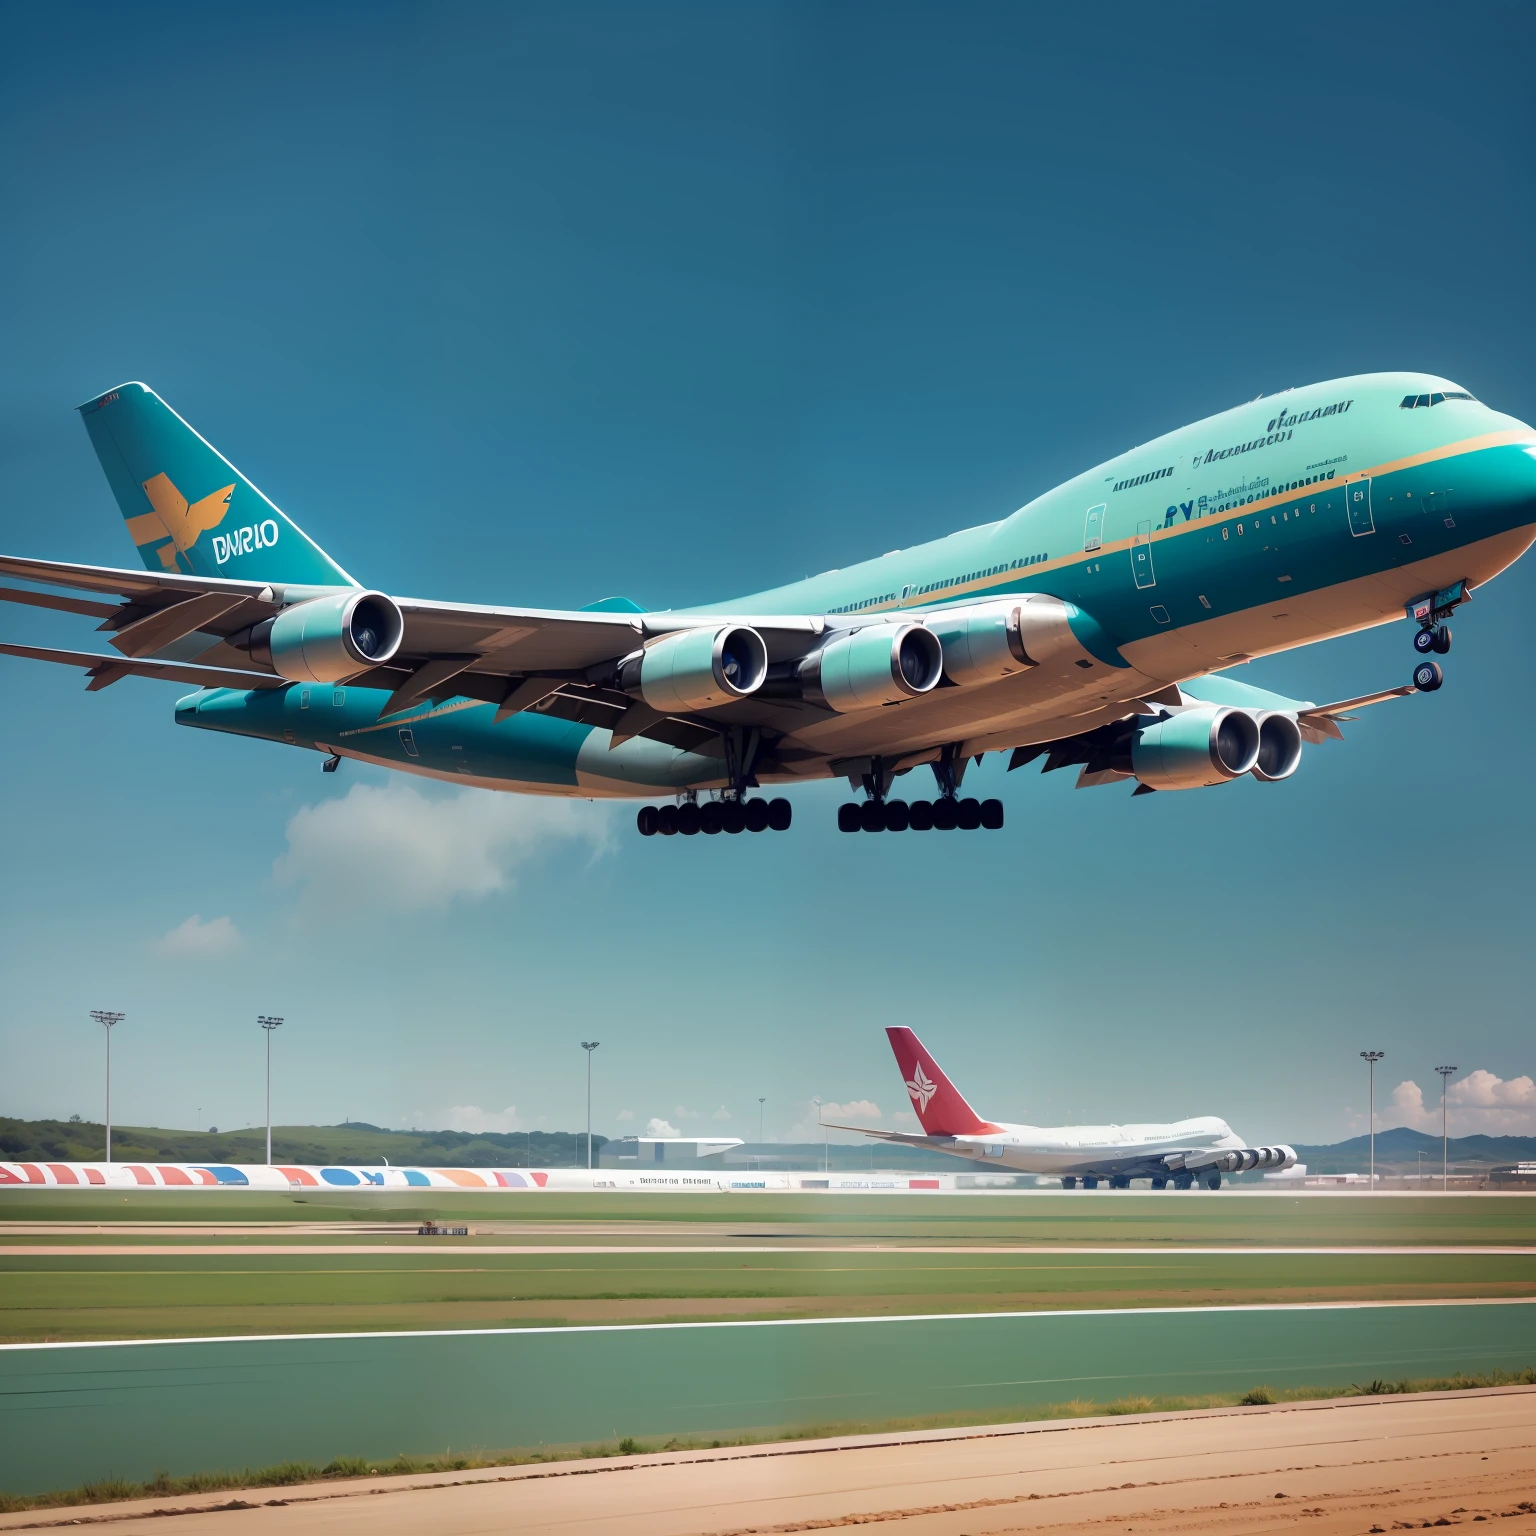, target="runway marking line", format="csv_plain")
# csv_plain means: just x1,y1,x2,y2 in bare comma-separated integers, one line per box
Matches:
3,1294,1533,1352
3,1244,1534,1257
